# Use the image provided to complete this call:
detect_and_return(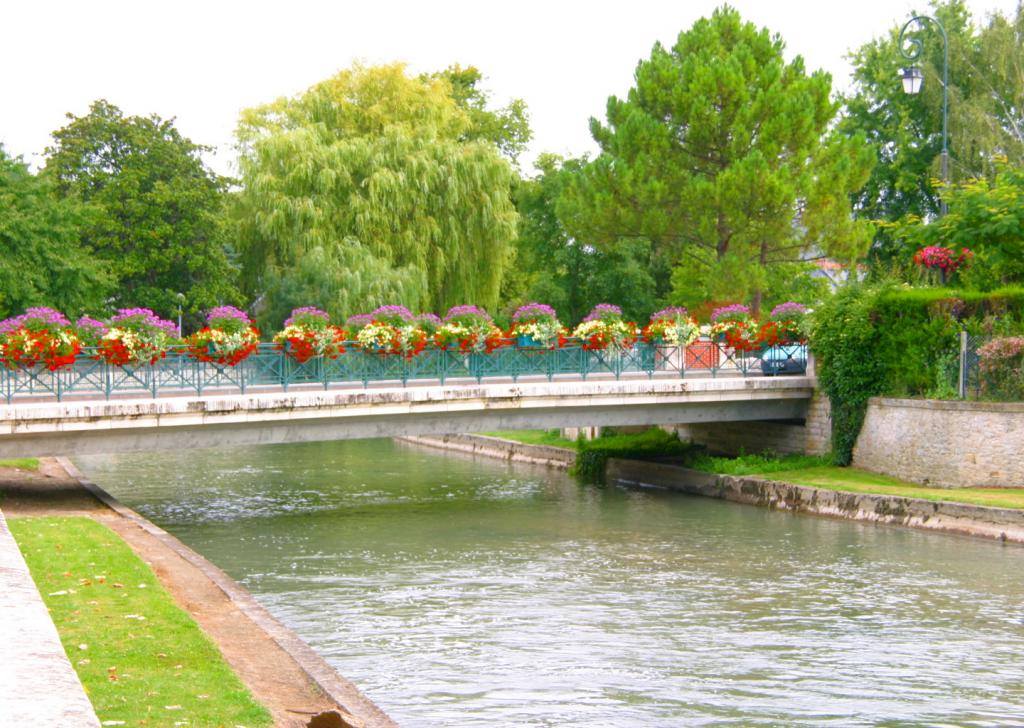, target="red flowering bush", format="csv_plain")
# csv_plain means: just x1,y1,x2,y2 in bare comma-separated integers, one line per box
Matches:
273,307,347,363
0,308,81,371
913,246,973,282
97,308,177,366
187,306,261,366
